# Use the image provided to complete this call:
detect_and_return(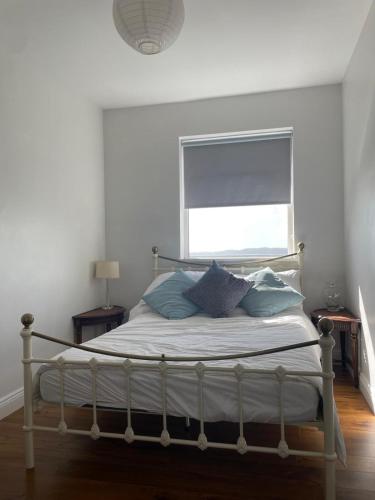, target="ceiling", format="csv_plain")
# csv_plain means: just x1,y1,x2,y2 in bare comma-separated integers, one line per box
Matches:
0,0,373,109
